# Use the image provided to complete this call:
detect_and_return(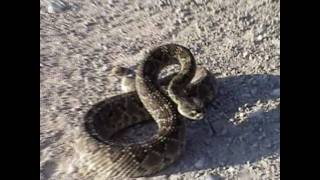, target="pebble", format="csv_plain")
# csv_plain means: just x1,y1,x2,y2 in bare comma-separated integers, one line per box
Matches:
220,128,228,135
249,55,254,60
238,107,243,111
242,51,248,58
47,0,70,13
256,35,263,41
193,0,205,5
257,25,265,34
227,166,235,173
239,112,246,119
195,158,205,168
271,88,280,96
250,88,258,95
248,109,263,119
238,169,252,180
205,174,221,180
242,93,251,98
252,142,258,148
